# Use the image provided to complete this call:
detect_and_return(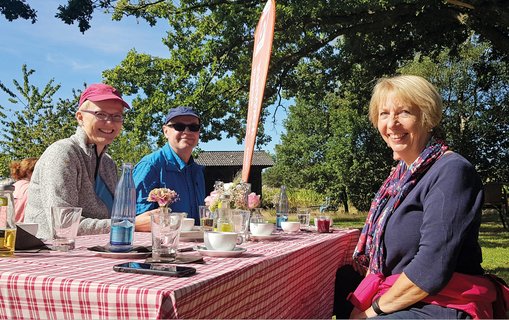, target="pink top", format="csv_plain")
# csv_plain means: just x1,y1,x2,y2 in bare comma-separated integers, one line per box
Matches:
13,179,30,222
348,272,496,319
